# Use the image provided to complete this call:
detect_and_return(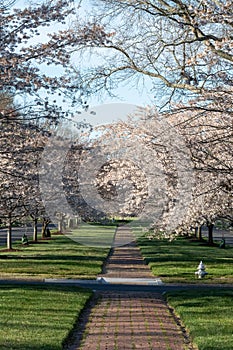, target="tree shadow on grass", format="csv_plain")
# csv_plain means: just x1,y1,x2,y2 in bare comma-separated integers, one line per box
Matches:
0,344,61,350
138,237,233,265
0,254,104,261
